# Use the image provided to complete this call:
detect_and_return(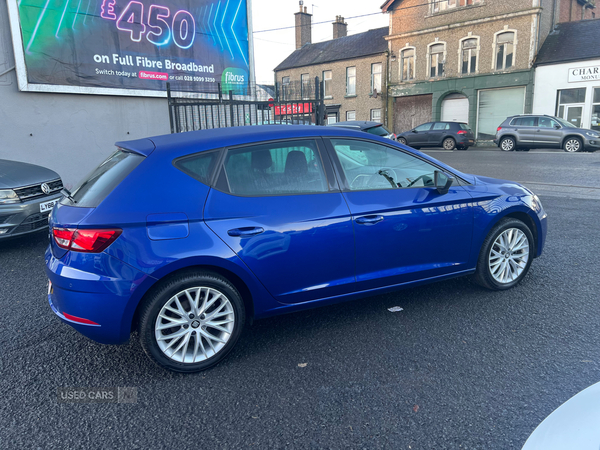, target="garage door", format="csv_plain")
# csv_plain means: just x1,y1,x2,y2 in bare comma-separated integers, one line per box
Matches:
441,94,469,124
477,87,525,140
